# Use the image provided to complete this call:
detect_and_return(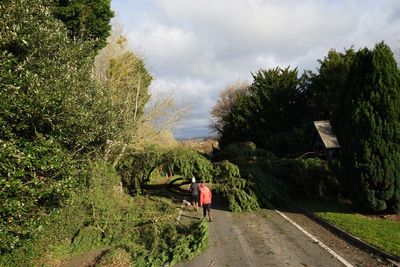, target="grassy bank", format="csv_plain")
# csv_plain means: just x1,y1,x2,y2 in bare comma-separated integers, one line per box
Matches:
300,201,400,257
